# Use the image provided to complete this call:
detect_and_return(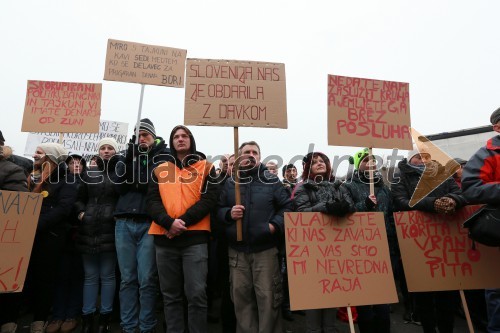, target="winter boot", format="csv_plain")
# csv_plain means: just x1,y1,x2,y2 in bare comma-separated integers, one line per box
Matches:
96,313,111,333
80,313,94,333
